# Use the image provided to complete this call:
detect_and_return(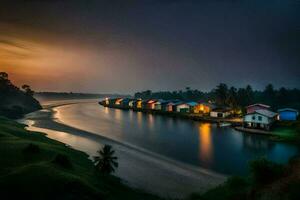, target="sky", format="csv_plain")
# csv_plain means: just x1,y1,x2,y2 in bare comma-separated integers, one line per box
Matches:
0,0,299,94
